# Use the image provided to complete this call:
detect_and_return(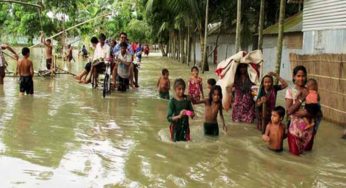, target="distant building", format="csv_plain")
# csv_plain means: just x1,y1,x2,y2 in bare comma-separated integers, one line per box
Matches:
301,0,346,54
261,13,303,80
